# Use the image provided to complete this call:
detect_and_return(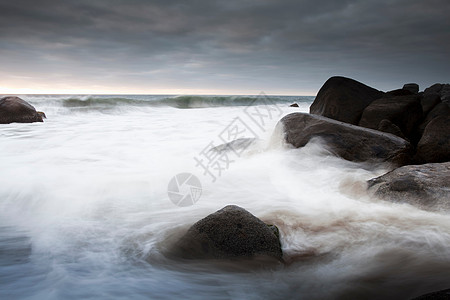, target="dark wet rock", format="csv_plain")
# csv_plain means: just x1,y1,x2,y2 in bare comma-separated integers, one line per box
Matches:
385,88,414,97
172,205,283,261
411,288,450,299
309,76,384,125
424,83,450,104
421,93,441,115
418,102,450,135
441,85,450,104
416,116,450,163
290,103,299,107
359,95,423,142
0,96,45,124
278,112,412,166
368,162,450,212
377,119,406,139
424,83,444,95
210,138,259,154
403,83,419,94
